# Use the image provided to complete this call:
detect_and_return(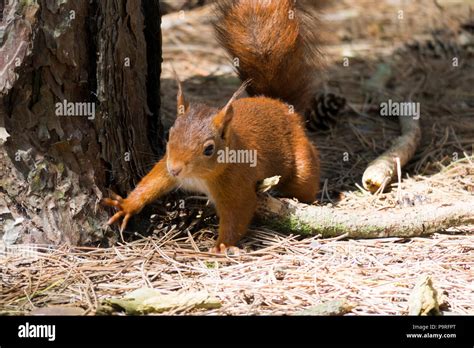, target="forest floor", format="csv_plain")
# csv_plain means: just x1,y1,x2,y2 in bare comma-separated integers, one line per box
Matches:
1,0,473,315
